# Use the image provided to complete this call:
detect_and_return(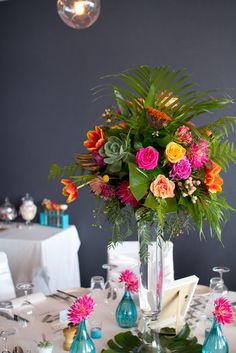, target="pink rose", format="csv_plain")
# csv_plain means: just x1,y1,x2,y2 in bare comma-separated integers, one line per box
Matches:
150,174,175,199
136,147,159,170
